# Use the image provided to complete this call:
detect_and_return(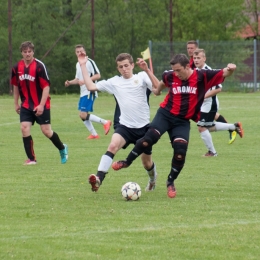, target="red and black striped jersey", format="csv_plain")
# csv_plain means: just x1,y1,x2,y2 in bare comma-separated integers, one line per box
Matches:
189,57,196,69
11,58,51,110
160,69,225,122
